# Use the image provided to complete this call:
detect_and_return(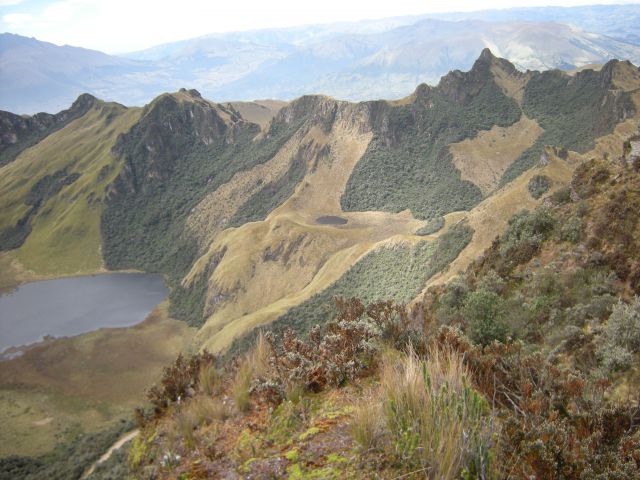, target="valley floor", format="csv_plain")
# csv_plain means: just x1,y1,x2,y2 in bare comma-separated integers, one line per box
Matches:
0,300,195,458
